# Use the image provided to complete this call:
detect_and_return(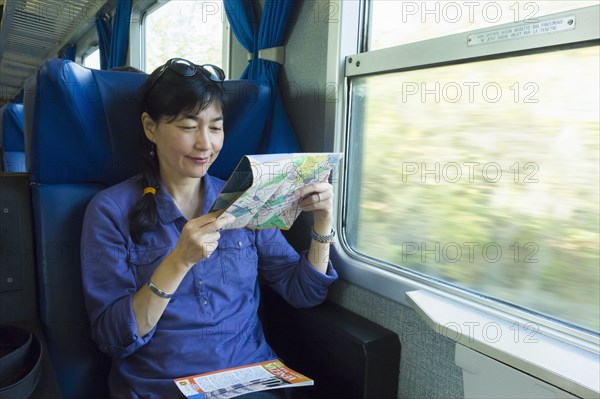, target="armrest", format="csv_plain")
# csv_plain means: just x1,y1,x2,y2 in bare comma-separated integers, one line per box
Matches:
3,320,62,399
260,283,401,399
